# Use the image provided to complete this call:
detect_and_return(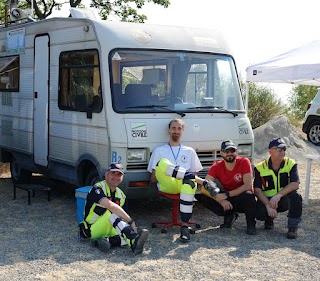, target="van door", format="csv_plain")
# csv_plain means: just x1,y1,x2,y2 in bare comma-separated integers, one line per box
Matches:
33,35,49,167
